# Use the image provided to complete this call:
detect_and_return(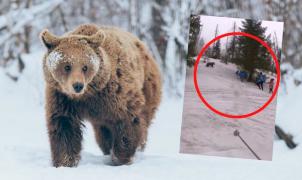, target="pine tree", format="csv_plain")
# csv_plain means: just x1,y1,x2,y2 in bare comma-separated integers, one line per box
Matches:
227,22,237,63
212,39,221,59
205,46,212,57
212,24,221,59
188,15,201,58
237,19,268,81
256,34,273,71
271,32,282,72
